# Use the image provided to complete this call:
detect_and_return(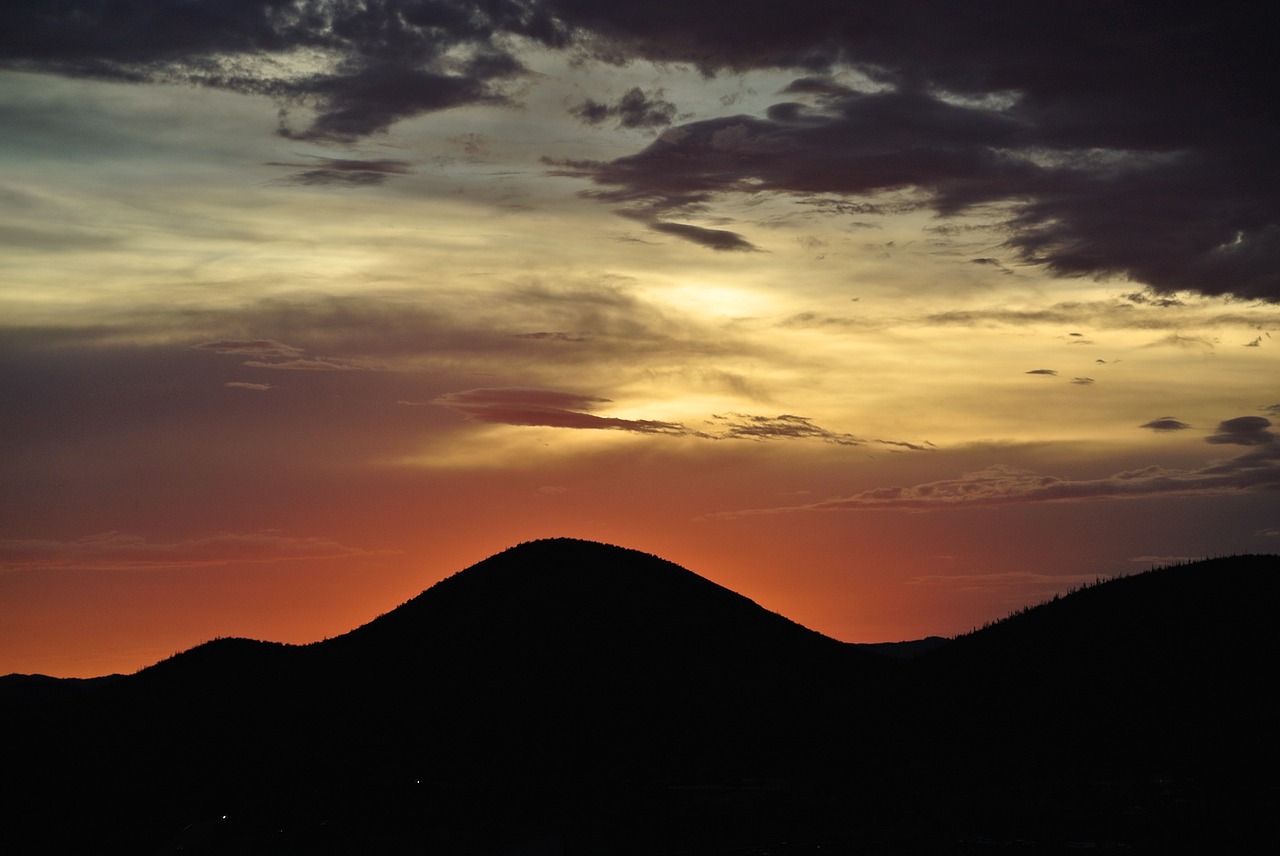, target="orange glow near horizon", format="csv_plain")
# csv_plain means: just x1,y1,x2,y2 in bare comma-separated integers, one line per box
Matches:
4,22,1279,678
